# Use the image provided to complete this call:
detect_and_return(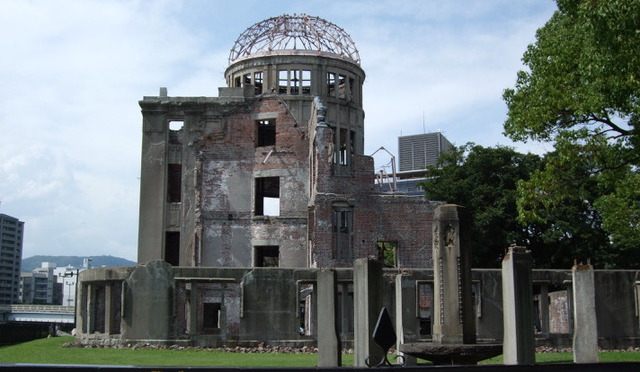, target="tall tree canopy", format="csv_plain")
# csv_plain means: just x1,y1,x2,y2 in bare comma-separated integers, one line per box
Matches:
420,145,538,268
421,144,614,268
503,0,640,267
